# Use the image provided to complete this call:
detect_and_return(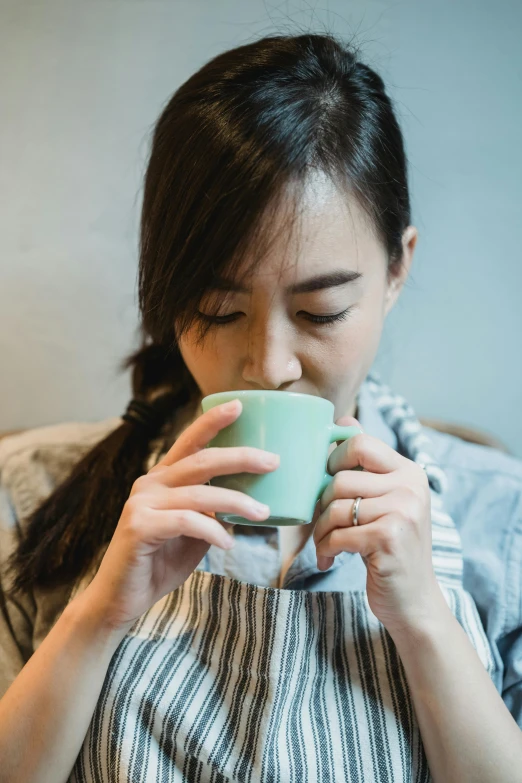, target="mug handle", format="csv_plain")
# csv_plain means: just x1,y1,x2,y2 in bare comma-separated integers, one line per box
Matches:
318,424,364,499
